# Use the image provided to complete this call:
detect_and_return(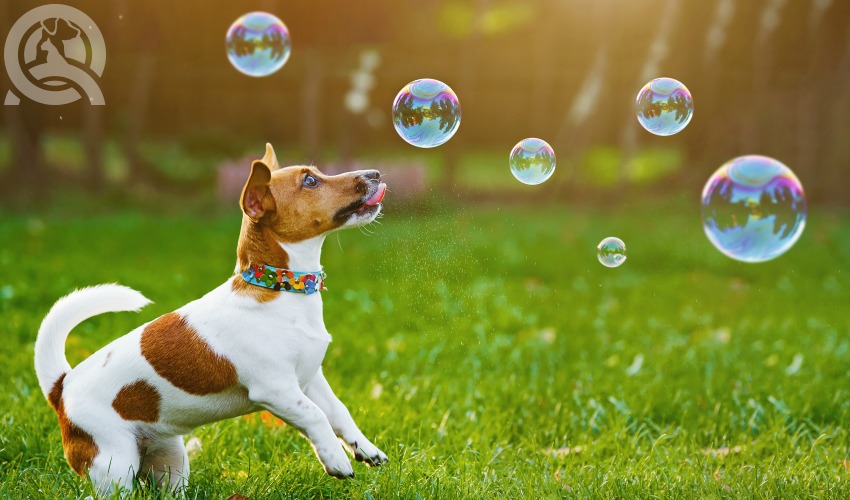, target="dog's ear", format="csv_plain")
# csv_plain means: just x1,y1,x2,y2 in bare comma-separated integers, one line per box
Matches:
262,143,280,171
240,160,275,222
